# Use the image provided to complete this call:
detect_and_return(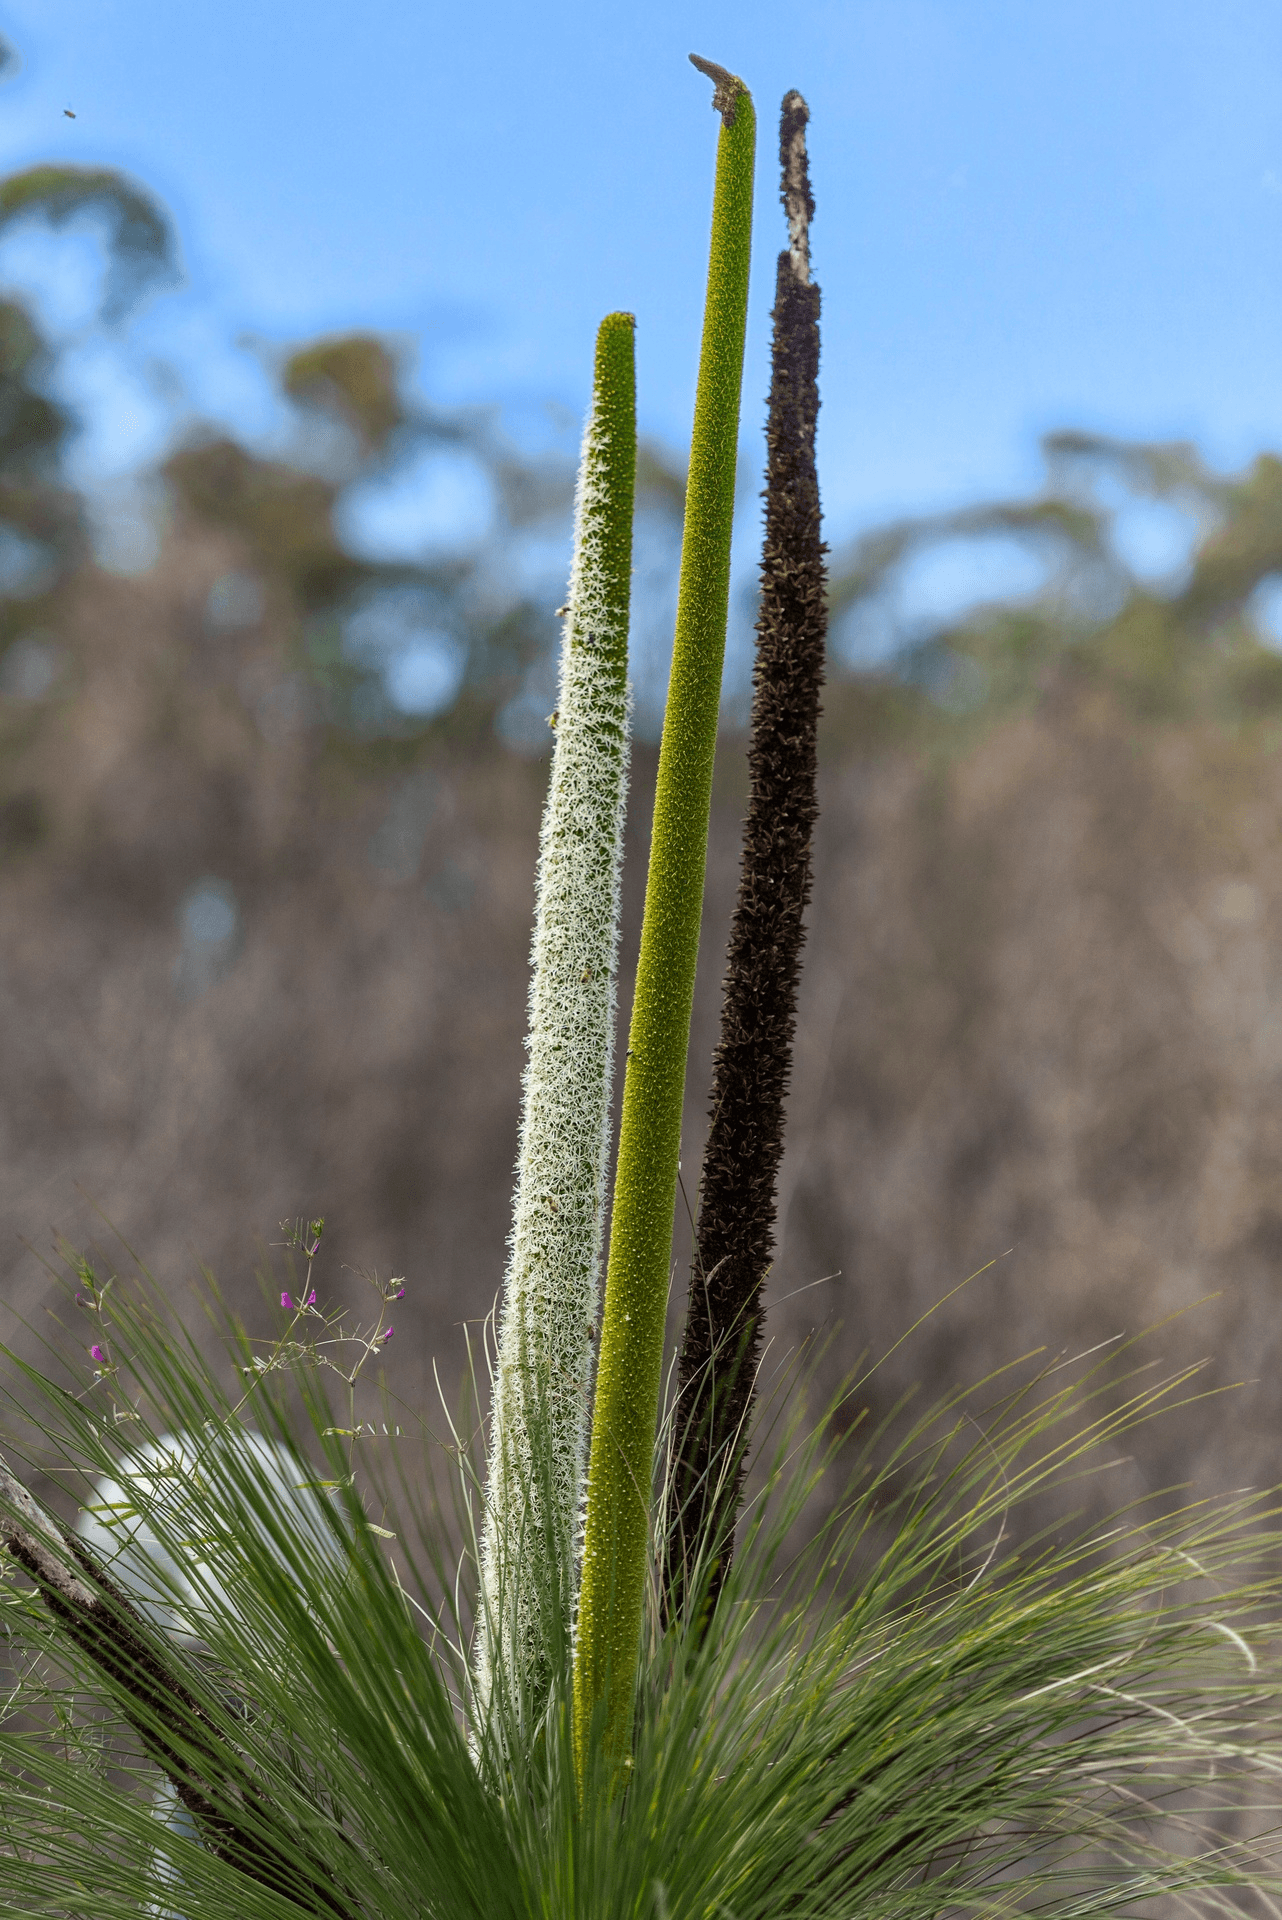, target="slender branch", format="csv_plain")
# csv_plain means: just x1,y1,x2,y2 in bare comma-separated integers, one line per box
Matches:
0,1453,355,1919
665,90,827,1629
